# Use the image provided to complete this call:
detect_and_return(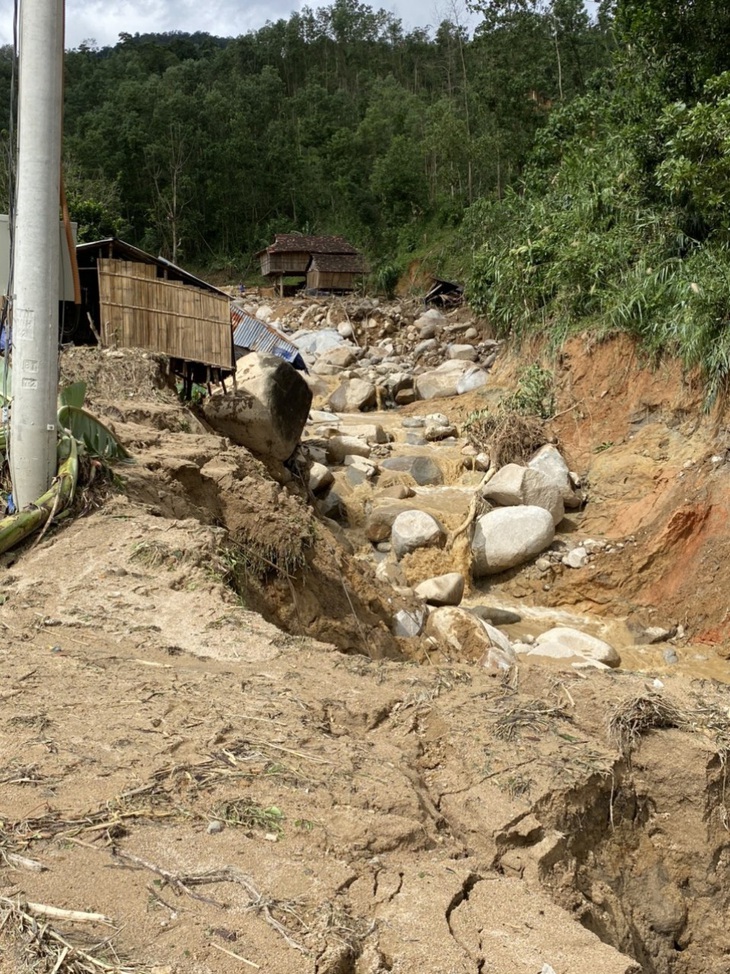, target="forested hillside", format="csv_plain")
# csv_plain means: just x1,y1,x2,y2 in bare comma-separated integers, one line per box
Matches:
1,0,611,279
2,0,730,397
